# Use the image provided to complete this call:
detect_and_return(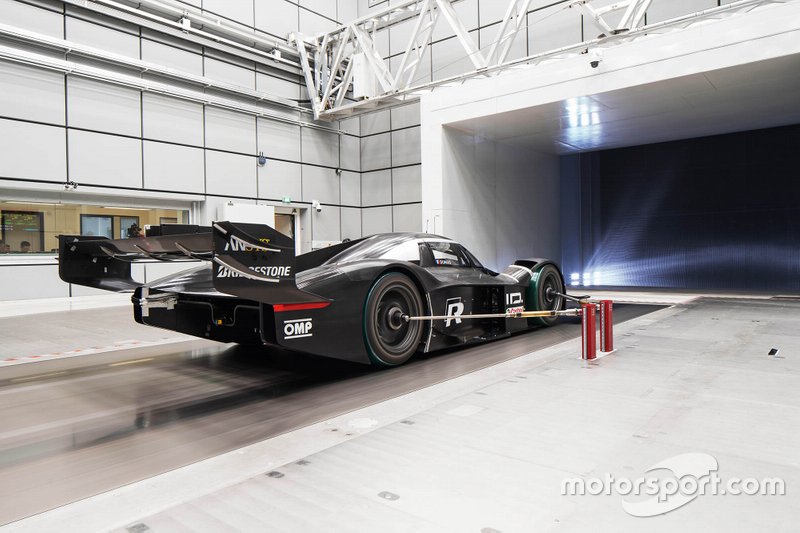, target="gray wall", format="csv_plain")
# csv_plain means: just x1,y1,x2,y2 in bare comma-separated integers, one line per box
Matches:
0,0,424,300
442,128,560,272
